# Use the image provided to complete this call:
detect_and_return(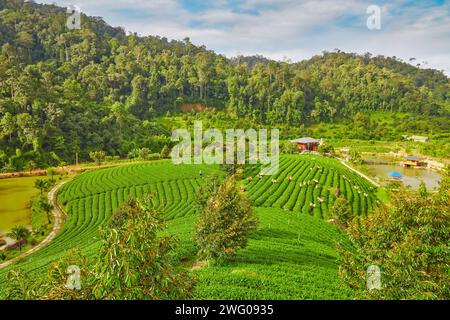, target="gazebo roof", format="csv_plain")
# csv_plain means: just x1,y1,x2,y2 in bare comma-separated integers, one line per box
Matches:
406,156,421,161
290,137,321,144
389,171,403,178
